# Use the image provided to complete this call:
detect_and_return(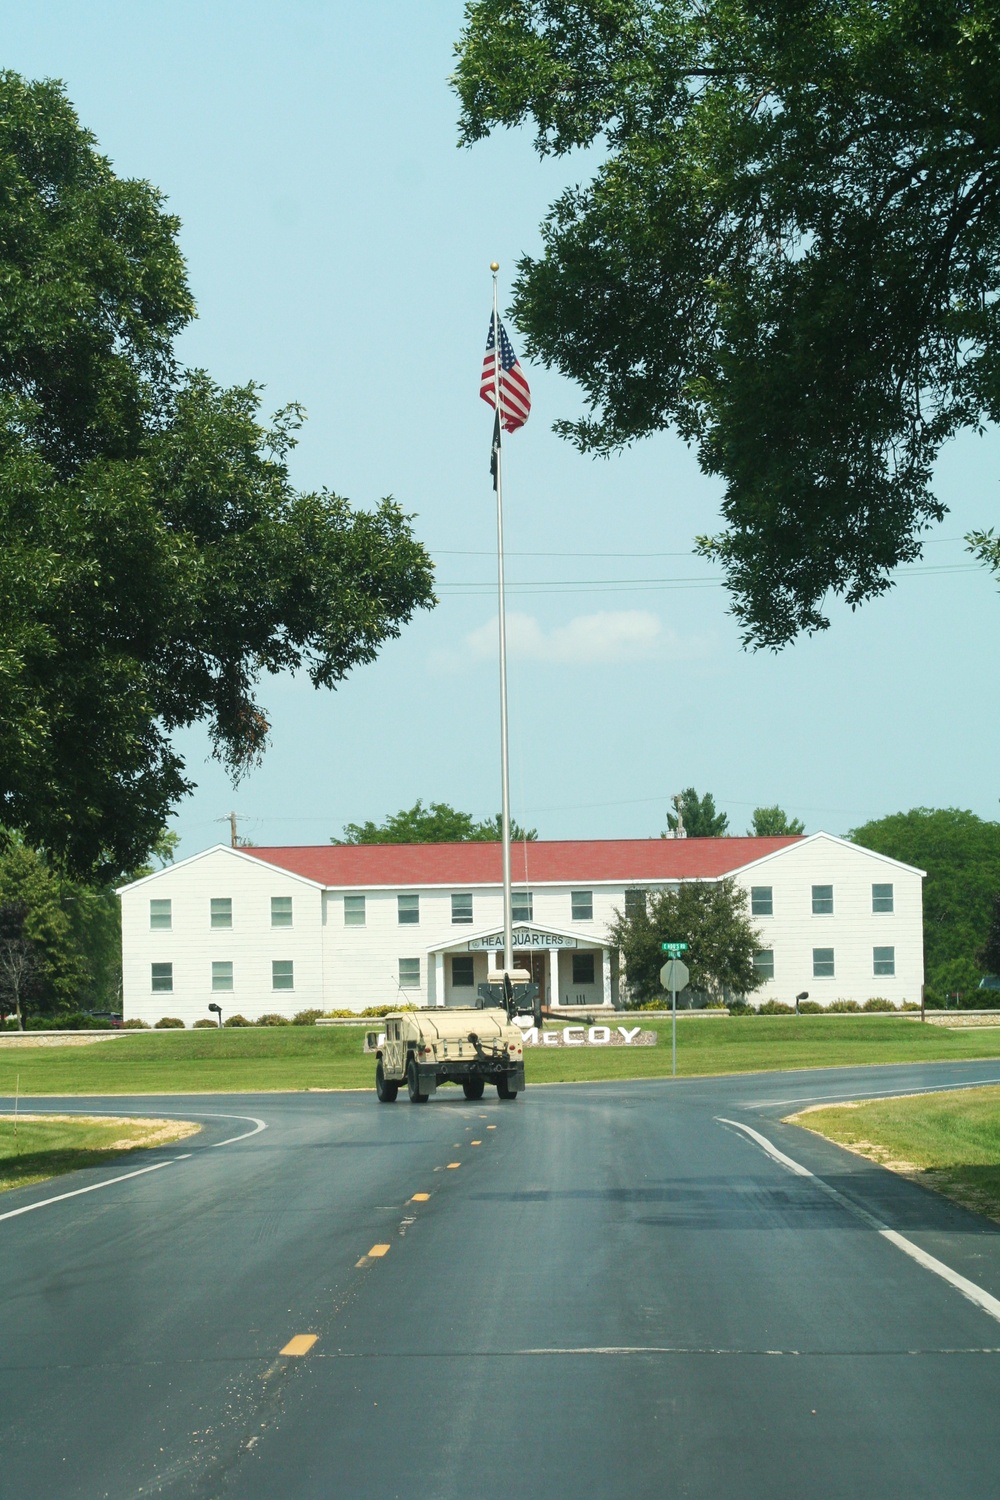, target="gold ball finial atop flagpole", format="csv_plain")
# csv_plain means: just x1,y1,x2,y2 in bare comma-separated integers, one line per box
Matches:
490,261,500,272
